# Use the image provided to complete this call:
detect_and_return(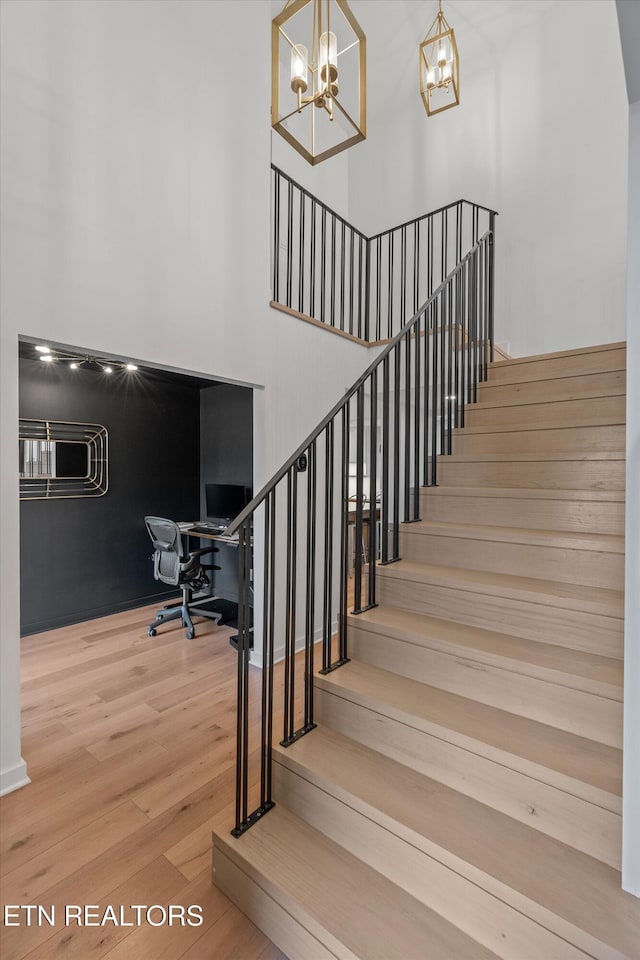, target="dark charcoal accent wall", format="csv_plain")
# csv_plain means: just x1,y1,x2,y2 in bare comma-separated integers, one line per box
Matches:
19,358,200,634
200,383,253,601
